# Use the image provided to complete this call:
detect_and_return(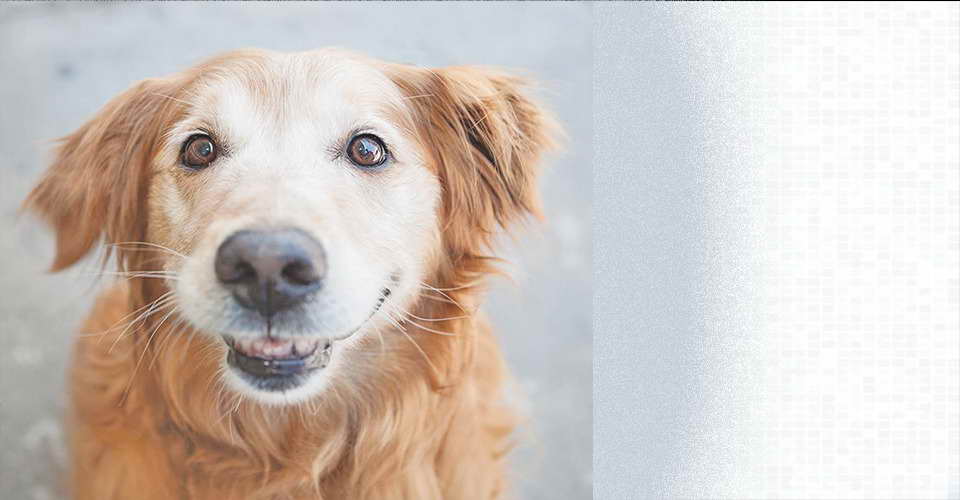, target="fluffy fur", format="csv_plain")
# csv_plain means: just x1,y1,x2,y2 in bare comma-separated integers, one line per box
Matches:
24,49,557,499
